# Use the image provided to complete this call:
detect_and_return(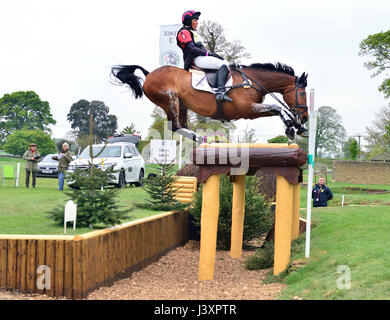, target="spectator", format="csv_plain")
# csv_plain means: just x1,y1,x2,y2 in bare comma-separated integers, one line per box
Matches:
22,143,41,188
52,142,73,191
312,177,333,207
